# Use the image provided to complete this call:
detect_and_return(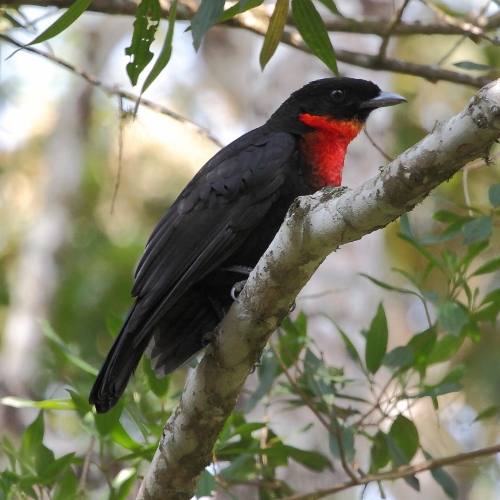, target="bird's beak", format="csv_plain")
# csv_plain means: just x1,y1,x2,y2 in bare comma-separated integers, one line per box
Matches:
360,91,408,109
